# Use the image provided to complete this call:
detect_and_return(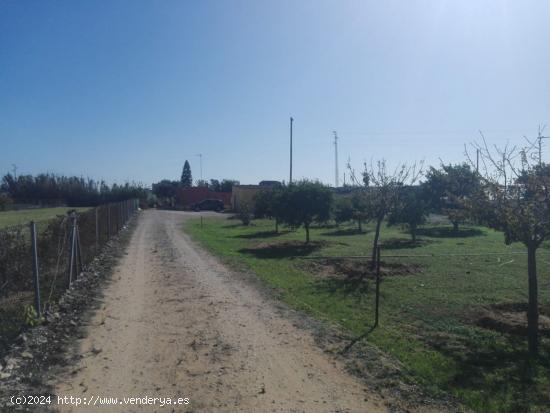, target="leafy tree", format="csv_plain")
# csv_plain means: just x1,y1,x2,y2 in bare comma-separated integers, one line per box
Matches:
220,179,239,192
203,179,239,192
424,163,480,233
237,202,251,225
468,138,550,356
0,193,13,211
209,179,221,192
195,179,209,188
254,188,285,232
278,180,333,243
333,192,369,231
152,180,178,199
333,197,354,225
181,160,192,187
388,186,429,242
